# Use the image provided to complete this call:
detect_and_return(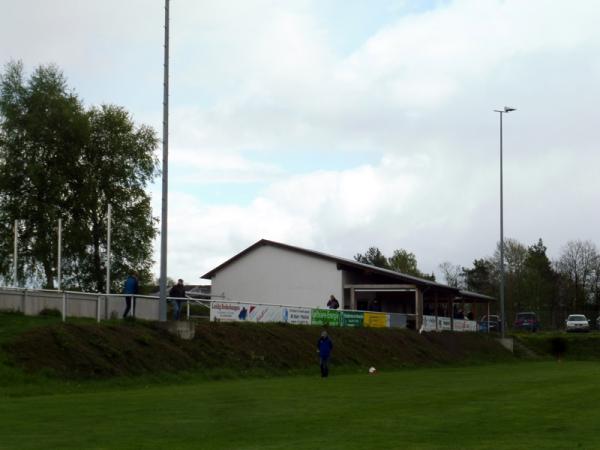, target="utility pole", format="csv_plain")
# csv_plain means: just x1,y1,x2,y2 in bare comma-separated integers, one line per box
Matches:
158,0,170,322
